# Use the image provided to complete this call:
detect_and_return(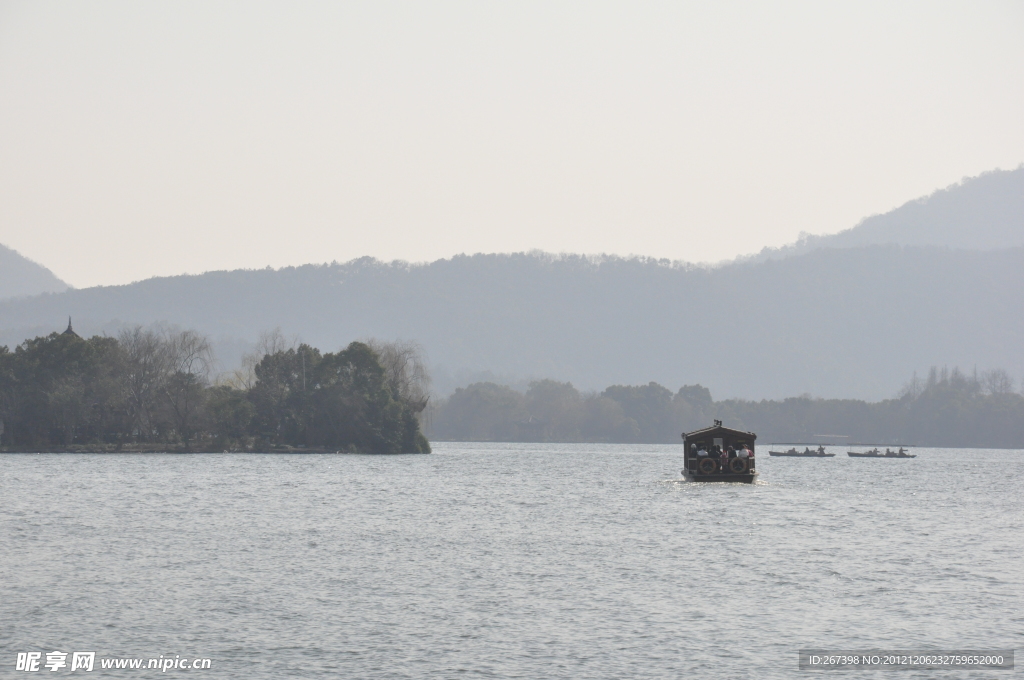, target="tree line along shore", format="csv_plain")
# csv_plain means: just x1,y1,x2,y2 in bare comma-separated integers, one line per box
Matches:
426,368,1024,449
3,325,1021,452
0,327,430,453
